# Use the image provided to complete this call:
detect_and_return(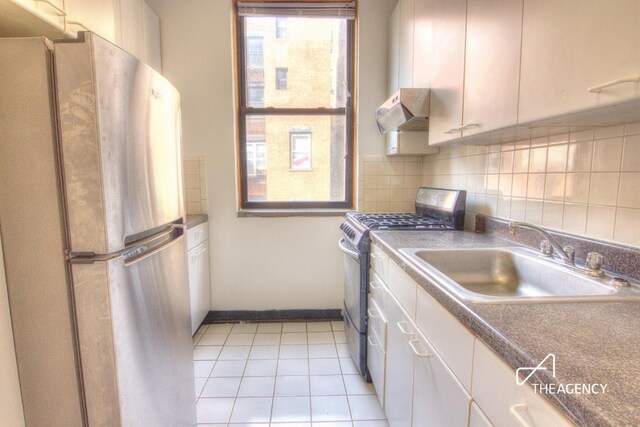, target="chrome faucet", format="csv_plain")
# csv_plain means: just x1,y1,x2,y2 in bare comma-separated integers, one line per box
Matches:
508,221,575,266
